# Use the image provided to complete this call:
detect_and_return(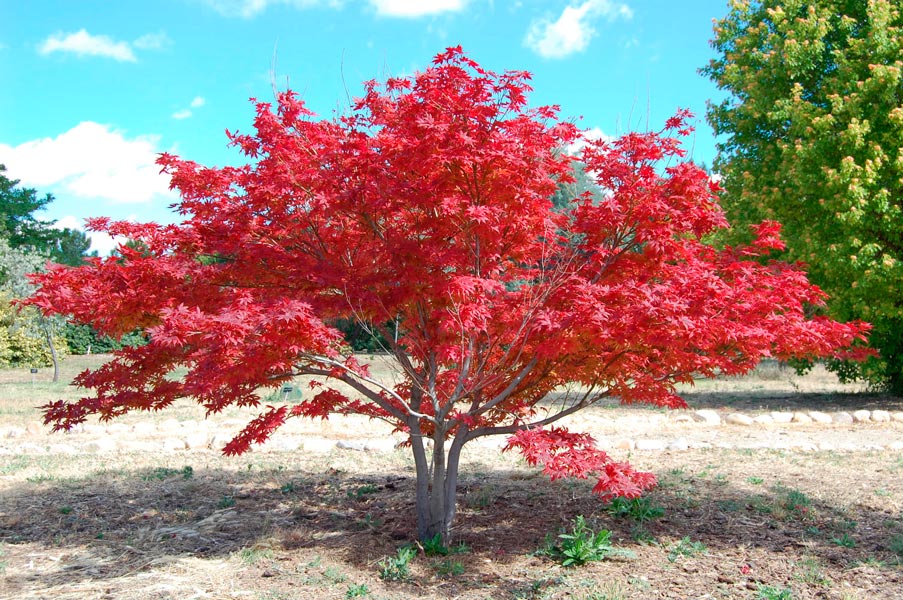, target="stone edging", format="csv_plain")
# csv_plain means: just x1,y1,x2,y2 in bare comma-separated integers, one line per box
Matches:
1,408,901,456
685,408,903,426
